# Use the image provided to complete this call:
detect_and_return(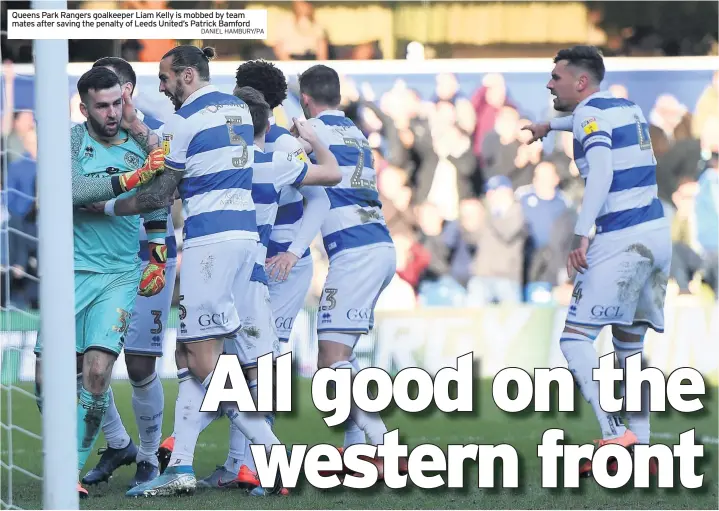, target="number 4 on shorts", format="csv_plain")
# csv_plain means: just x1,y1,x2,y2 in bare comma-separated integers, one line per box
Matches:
572,282,583,304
